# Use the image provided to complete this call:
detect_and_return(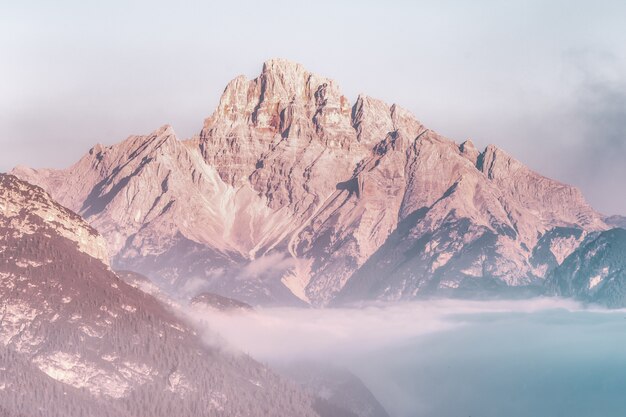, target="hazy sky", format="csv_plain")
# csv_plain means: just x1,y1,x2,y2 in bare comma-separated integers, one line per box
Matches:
1,0,625,214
